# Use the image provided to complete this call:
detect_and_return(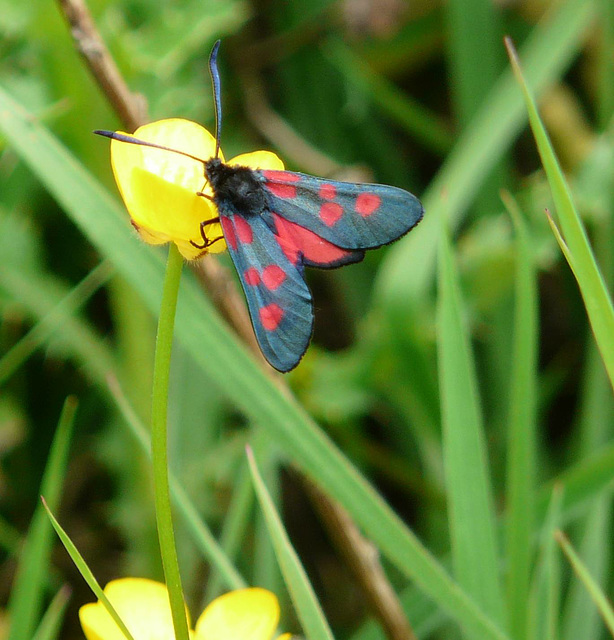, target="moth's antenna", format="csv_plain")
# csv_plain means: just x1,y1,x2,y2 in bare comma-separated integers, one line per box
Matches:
93,130,207,165
209,40,222,159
